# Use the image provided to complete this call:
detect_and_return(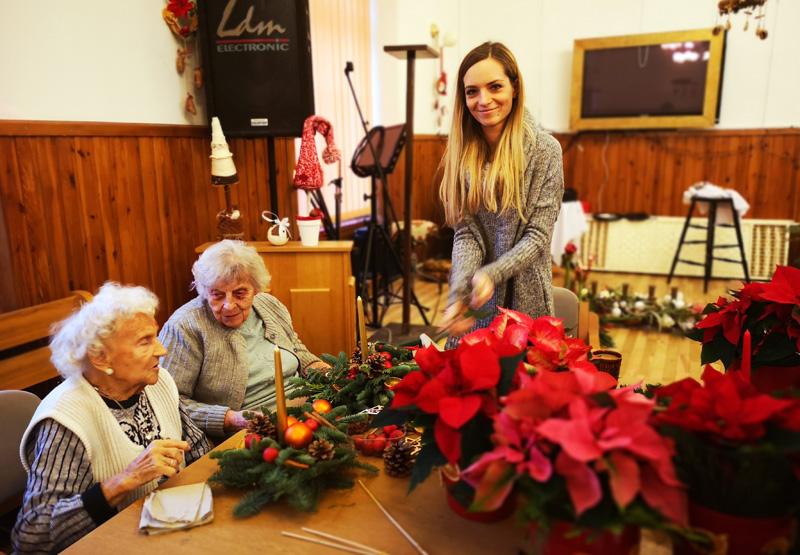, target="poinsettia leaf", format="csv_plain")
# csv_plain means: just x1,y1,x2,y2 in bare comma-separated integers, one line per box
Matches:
460,414,495,466
498,351,526,396
408,442,446,493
